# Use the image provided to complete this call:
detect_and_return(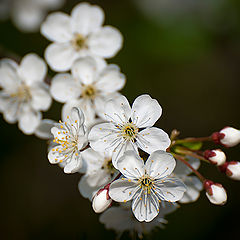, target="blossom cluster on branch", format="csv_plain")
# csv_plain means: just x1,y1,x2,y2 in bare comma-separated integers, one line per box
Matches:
0,2,240,239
